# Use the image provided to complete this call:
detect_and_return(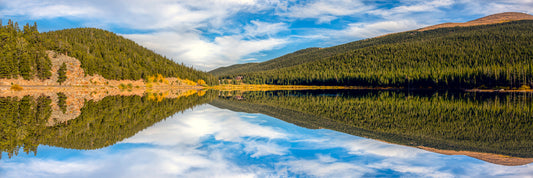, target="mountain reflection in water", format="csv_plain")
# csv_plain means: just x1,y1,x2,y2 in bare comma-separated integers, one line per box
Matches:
1,89,532,177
